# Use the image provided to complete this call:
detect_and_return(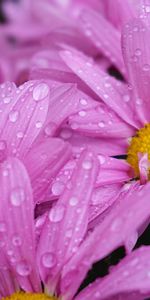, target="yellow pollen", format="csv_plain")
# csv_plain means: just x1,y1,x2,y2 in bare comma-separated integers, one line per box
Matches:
127,123,150,176
2,292,56,300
